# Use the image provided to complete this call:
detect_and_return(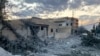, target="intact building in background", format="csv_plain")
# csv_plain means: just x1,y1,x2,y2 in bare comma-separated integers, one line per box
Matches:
45,17,78,39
